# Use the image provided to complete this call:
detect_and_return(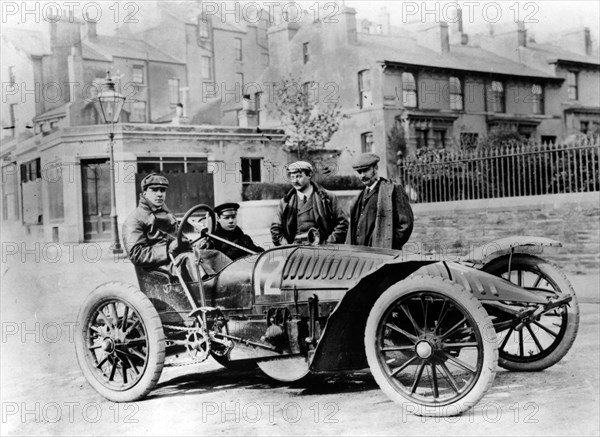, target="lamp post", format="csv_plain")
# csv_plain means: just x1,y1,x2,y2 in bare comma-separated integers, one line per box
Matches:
93,71,125,254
